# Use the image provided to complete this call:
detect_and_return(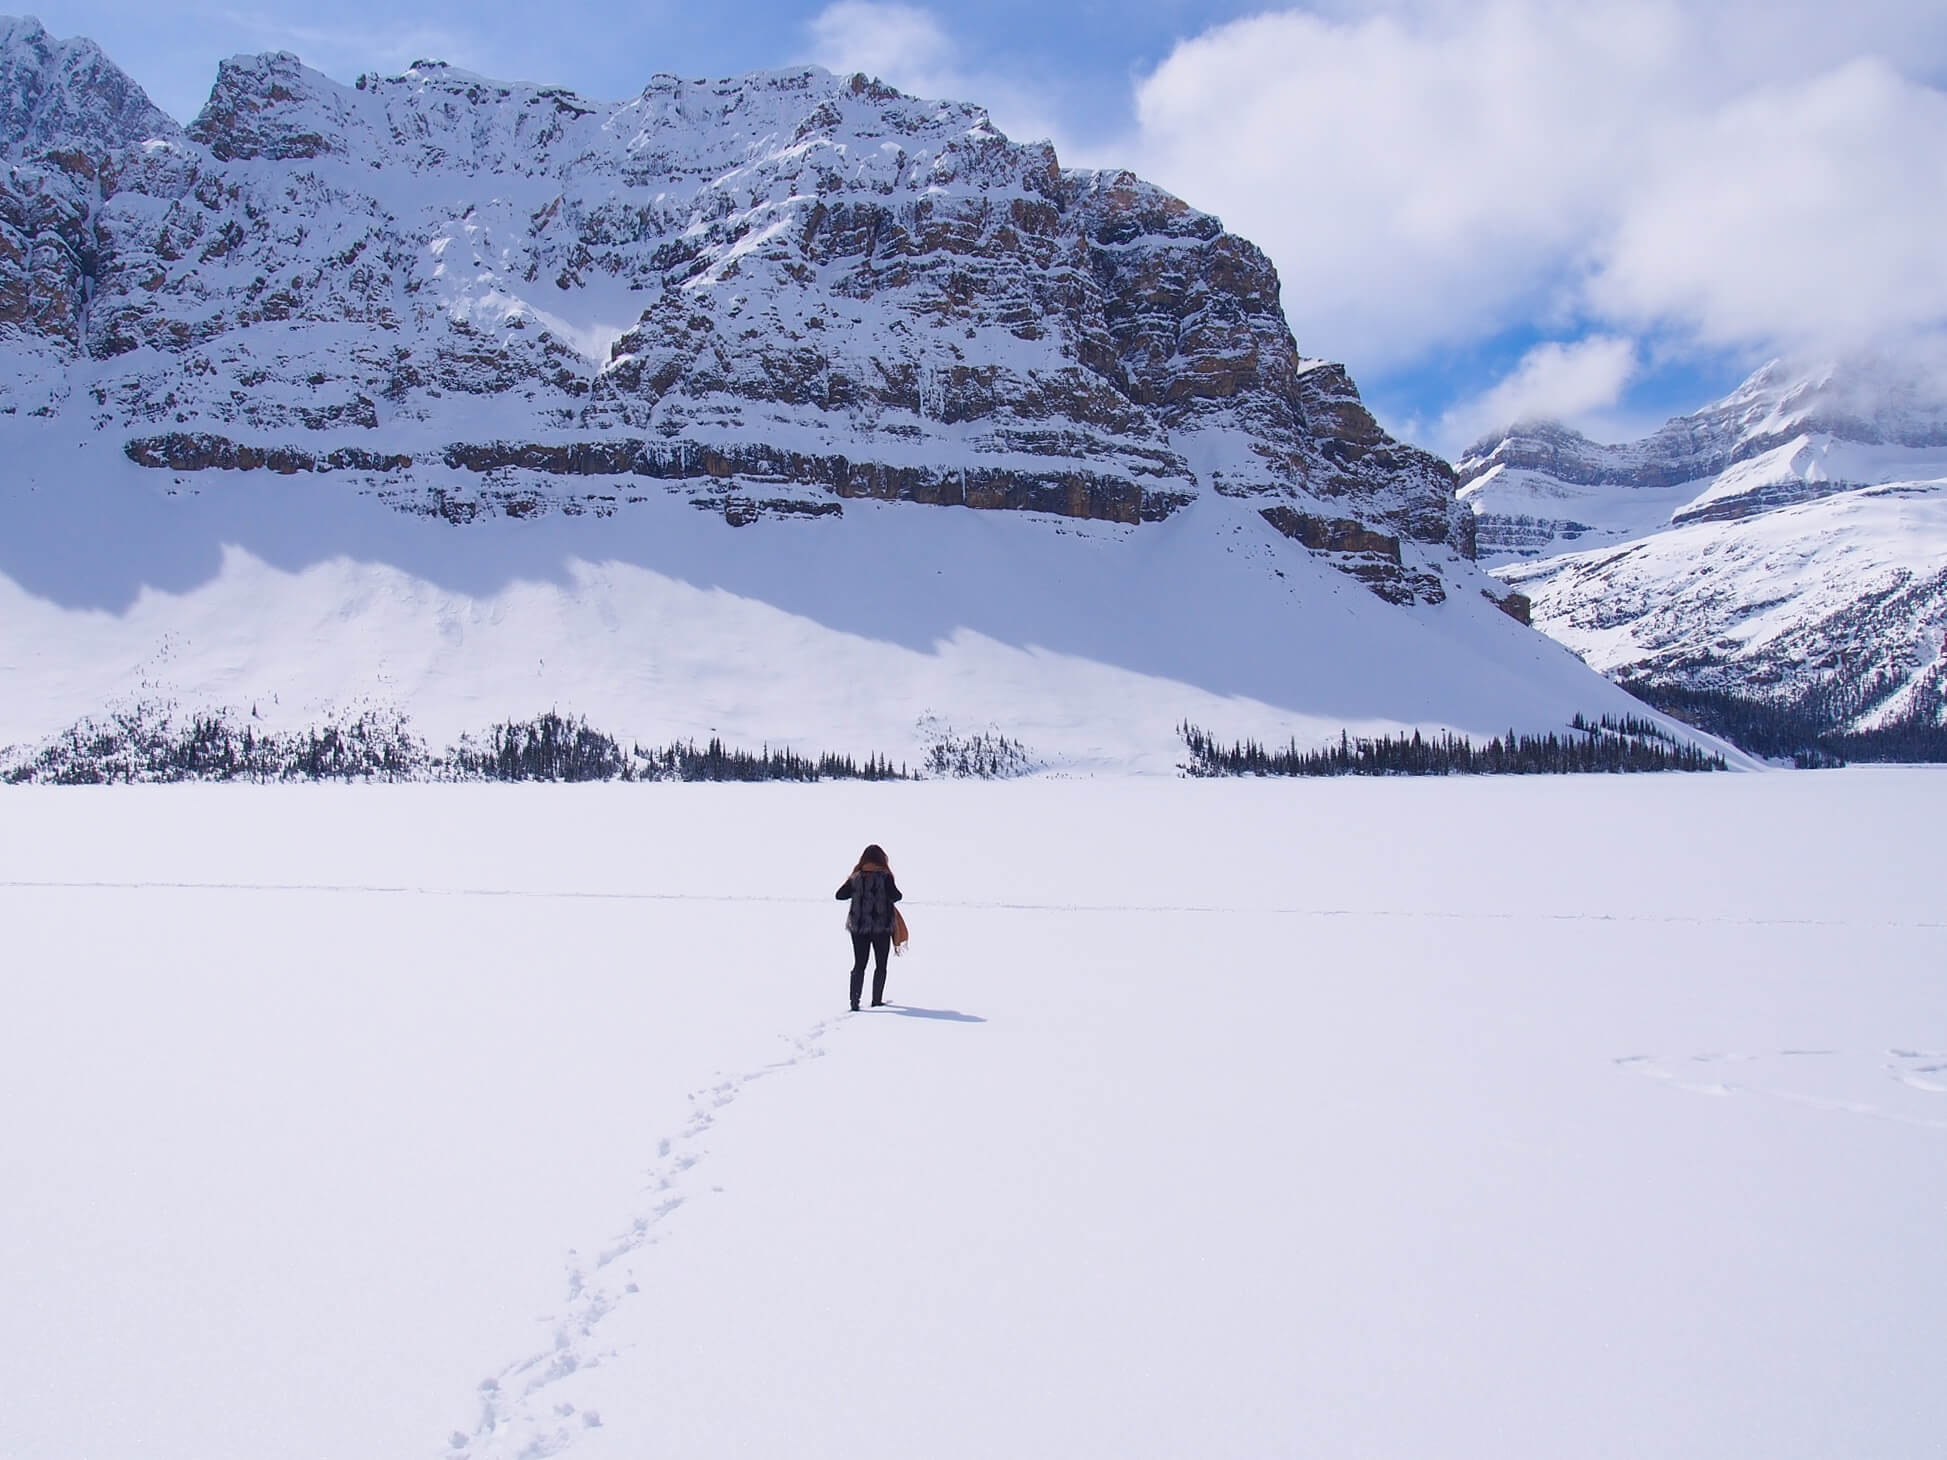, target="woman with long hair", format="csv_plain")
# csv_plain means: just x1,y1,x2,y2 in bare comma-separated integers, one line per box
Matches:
835,843,903,1011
